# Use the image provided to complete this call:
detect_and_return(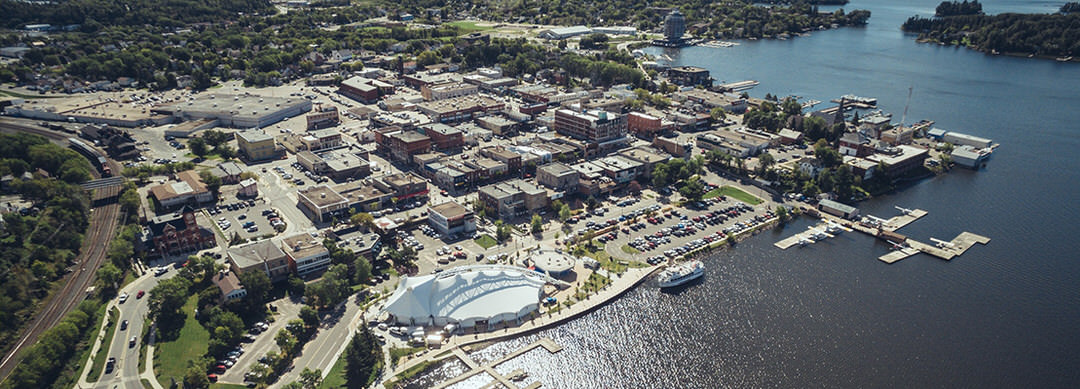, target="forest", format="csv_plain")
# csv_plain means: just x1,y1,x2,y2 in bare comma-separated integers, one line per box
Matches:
902,11,1080,57
935,0,983,17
